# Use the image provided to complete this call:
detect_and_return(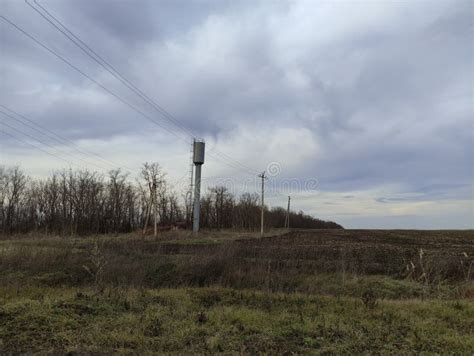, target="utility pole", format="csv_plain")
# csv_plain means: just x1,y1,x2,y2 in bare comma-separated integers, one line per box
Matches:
153,182,157,237
258,171,267,237
143,194,151,235
285,195,291,230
